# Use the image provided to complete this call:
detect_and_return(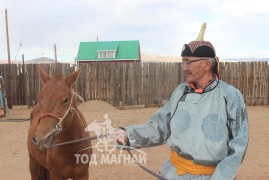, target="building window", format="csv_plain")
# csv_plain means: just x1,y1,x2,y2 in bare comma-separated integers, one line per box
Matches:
98,51,116,59
98,51,106,58
106,51,115,58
